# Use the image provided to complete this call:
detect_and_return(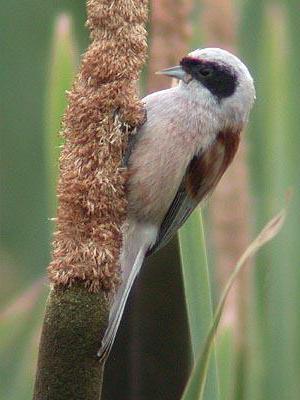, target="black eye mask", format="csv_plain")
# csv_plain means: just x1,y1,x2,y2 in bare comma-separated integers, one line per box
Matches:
180,57,238,100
